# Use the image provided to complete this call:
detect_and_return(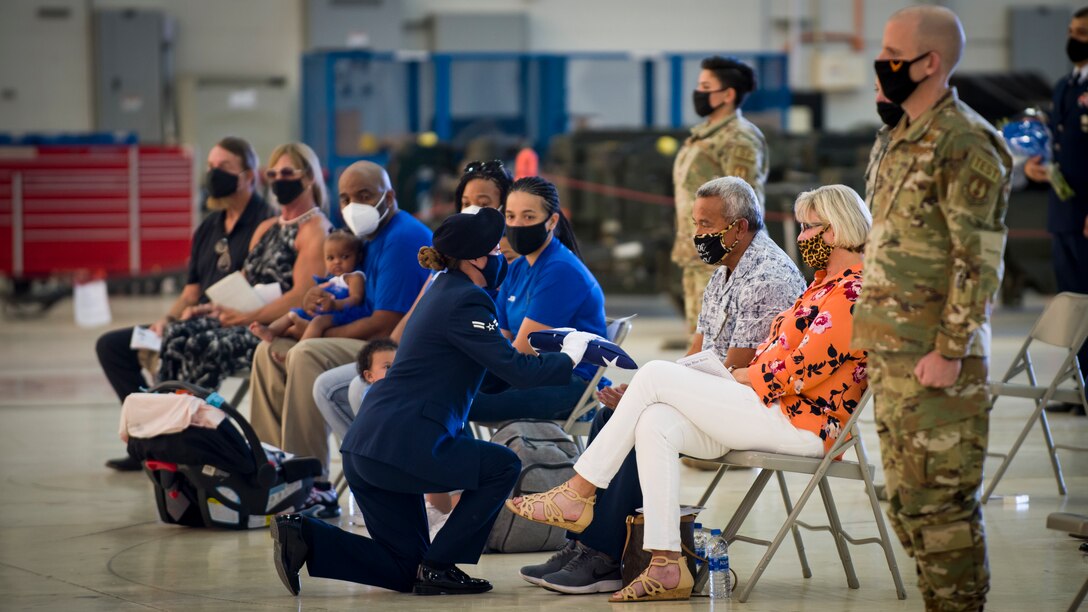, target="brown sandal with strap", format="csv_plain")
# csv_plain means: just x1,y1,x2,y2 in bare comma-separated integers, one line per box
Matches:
609,555,694,603
504,482,595,533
